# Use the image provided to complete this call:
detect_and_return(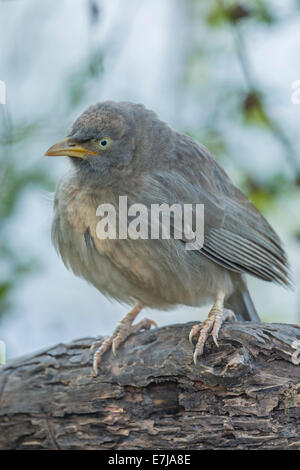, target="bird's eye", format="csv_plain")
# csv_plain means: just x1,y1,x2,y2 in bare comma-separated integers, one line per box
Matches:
98,137,112,149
